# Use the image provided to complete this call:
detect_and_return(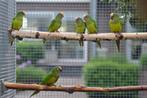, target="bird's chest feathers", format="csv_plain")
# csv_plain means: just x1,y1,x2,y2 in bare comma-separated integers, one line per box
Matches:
110,20,122,32
77,24,84,29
